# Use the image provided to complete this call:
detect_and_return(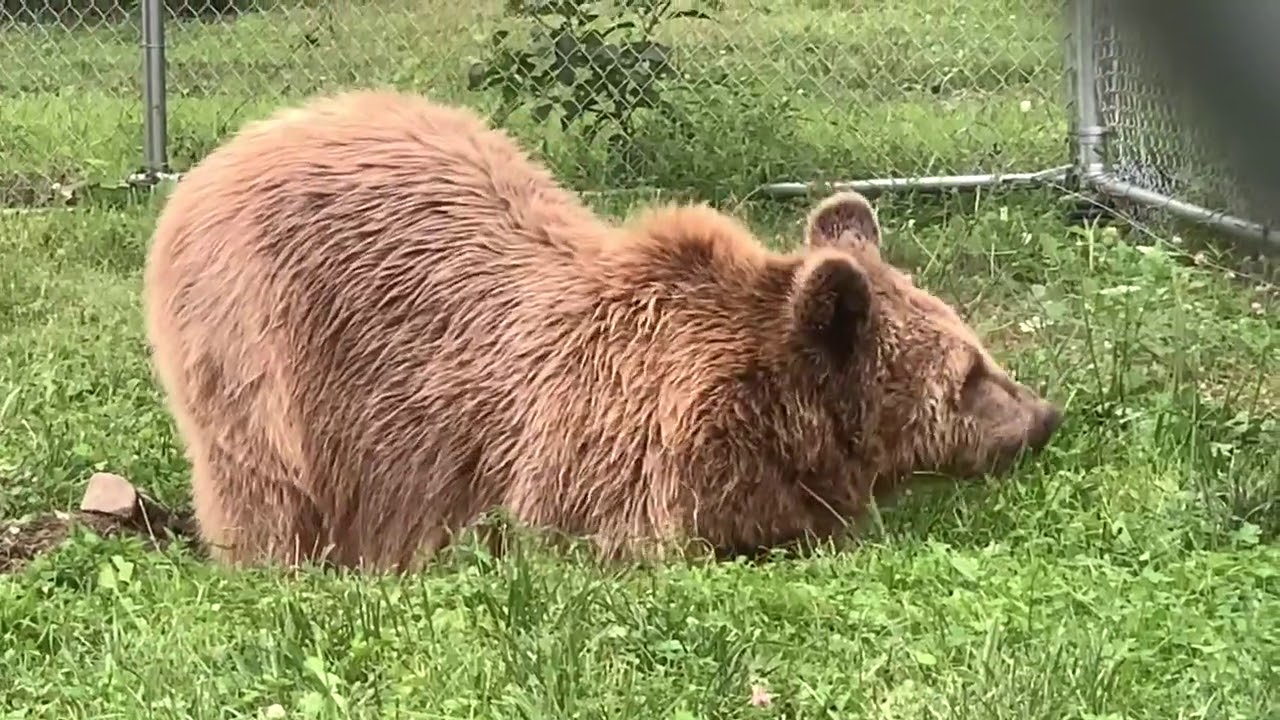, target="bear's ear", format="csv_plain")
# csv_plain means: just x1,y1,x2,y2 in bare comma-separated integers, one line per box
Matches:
790,252,875,362
805,191,882,251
